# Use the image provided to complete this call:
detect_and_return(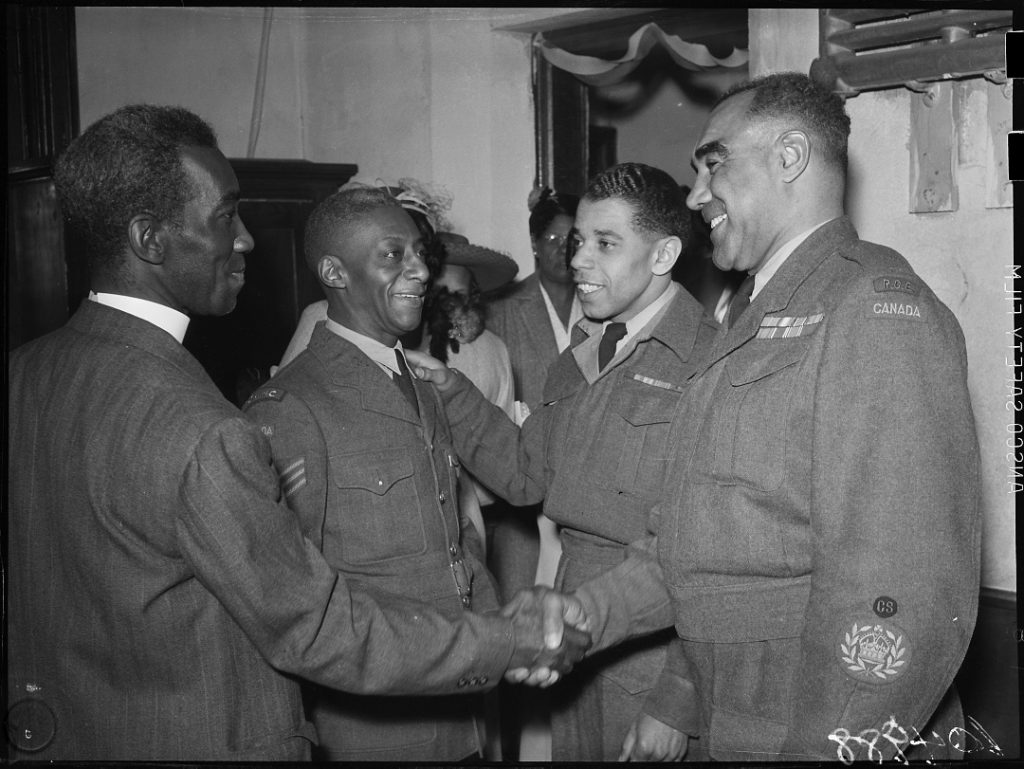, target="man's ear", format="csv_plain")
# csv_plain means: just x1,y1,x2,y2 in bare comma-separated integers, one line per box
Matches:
128,213,164,265
779,129,810,183
317,254,347,289
651,235,681,277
